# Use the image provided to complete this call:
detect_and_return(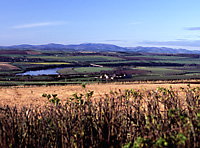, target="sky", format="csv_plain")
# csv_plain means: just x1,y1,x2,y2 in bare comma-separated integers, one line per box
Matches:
1,0,200,50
